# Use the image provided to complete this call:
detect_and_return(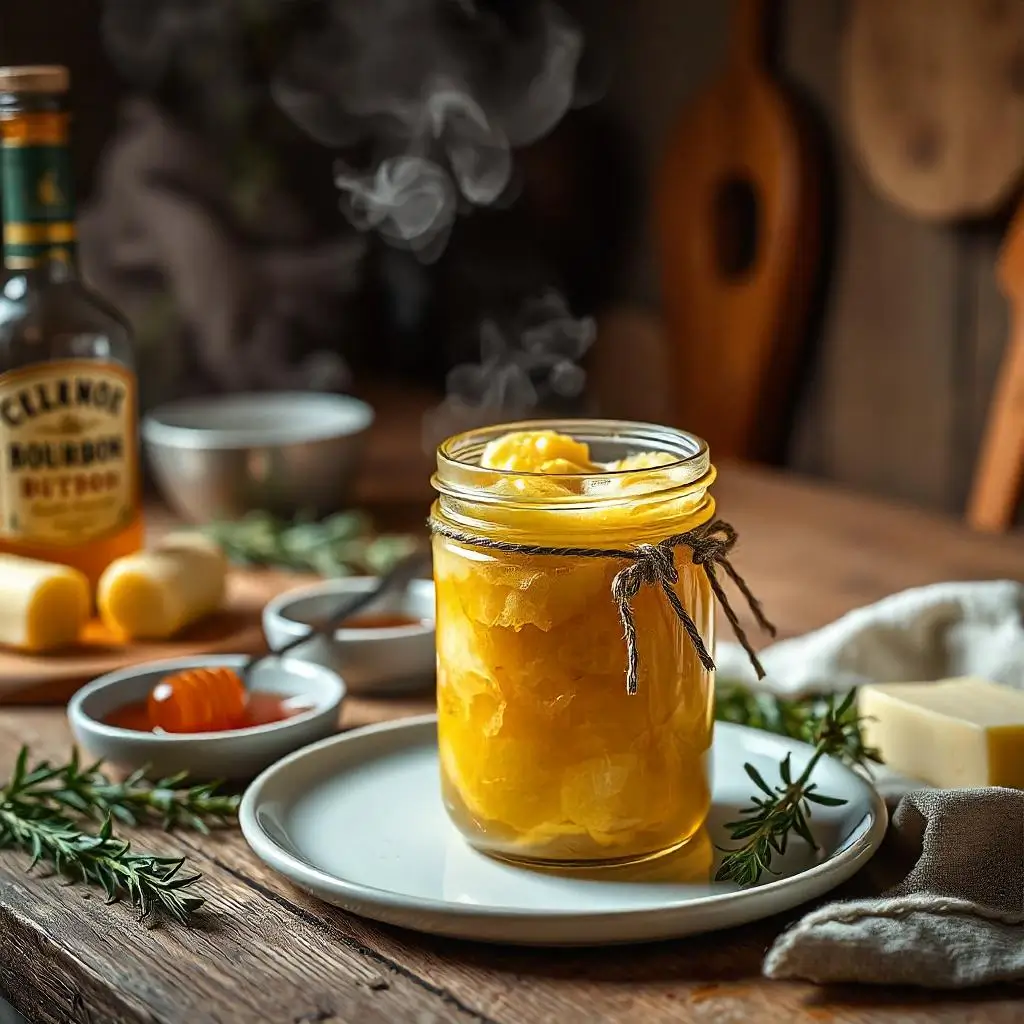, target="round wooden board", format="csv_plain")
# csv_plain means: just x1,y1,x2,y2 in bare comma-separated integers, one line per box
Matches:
0,567,318,704
844,0,1024,221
